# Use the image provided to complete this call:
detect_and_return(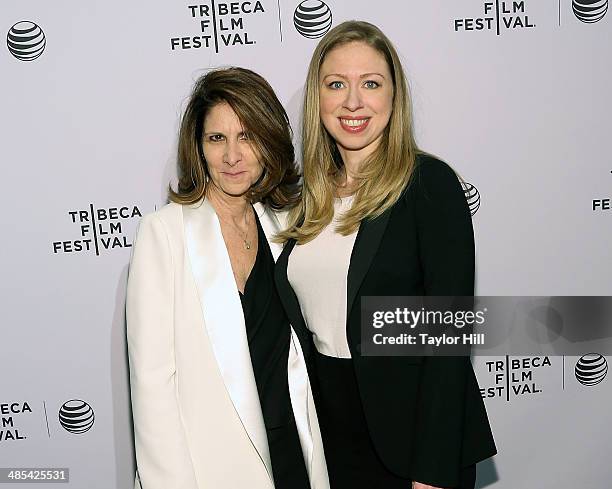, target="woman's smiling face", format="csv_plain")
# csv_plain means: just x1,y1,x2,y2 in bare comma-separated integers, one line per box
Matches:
318,41,394,160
